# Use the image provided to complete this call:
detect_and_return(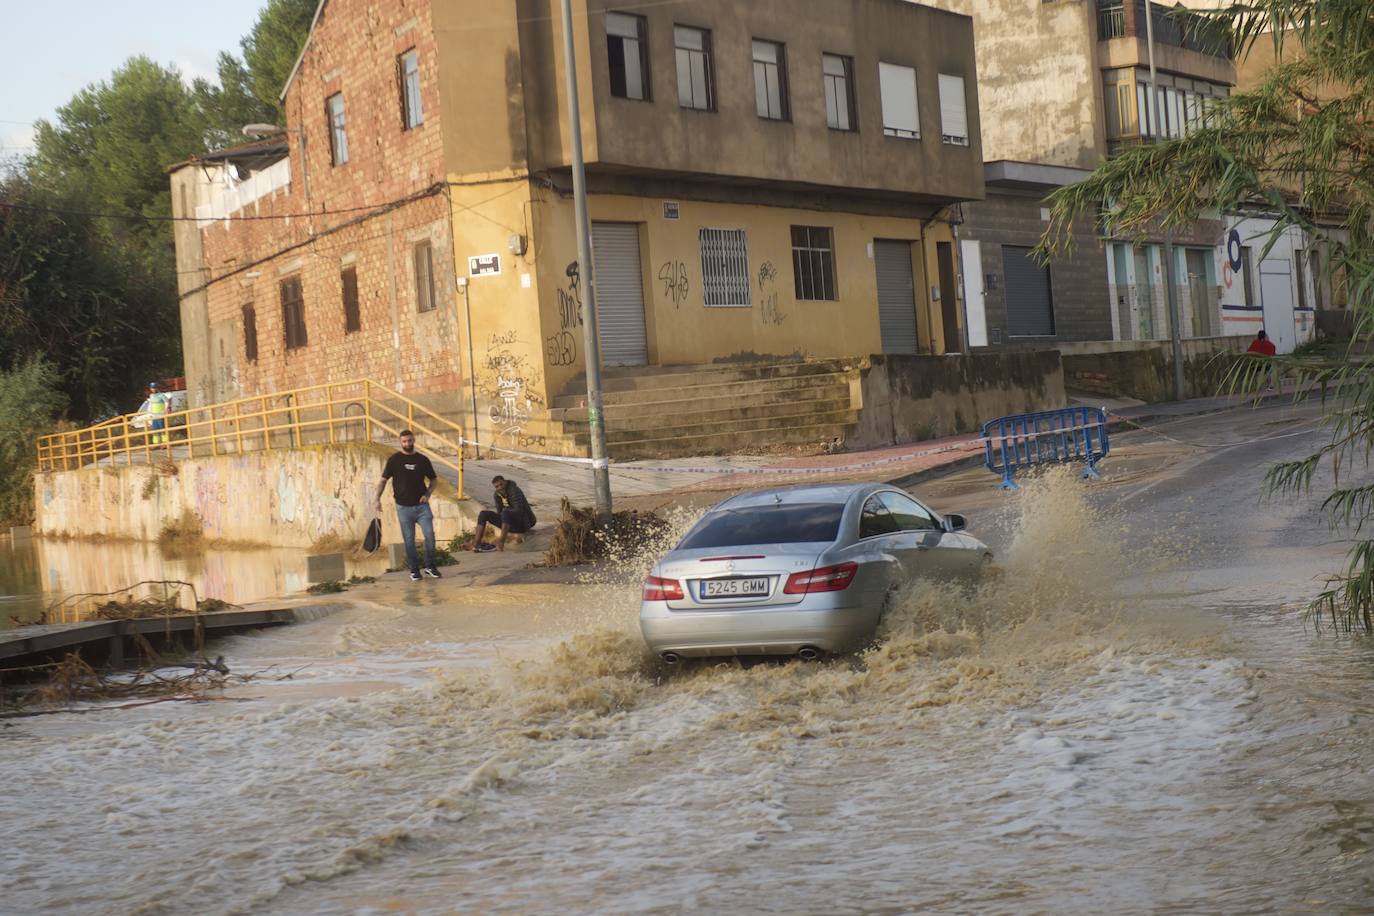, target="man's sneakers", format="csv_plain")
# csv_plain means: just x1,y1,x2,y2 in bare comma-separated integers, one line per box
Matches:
475,542,497,553
422,566,442,579
409,570,422,582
